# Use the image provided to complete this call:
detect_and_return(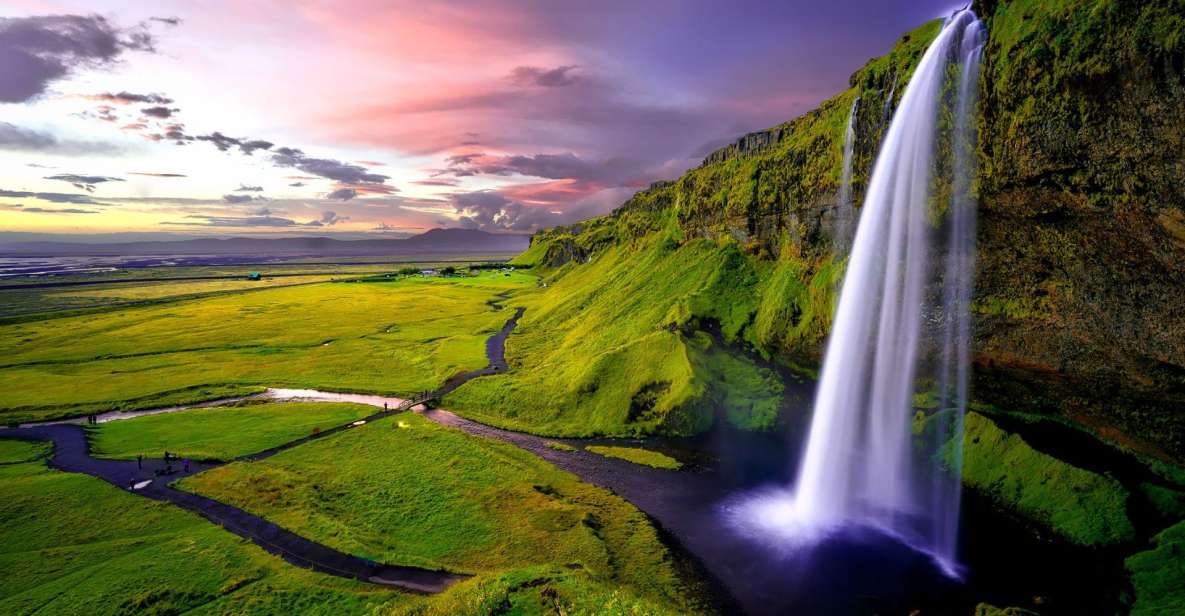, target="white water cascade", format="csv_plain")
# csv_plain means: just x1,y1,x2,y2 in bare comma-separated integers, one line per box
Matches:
833,96,860,253
729,10,986,576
